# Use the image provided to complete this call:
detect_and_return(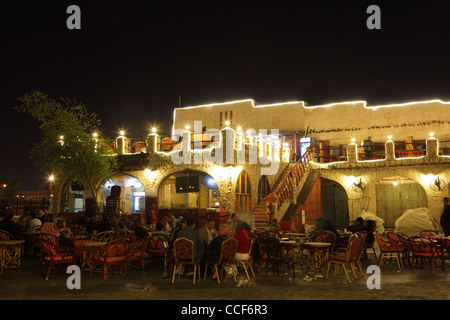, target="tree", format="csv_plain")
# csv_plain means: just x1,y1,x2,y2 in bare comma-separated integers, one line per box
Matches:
15,91,117,213
0,170,21,212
